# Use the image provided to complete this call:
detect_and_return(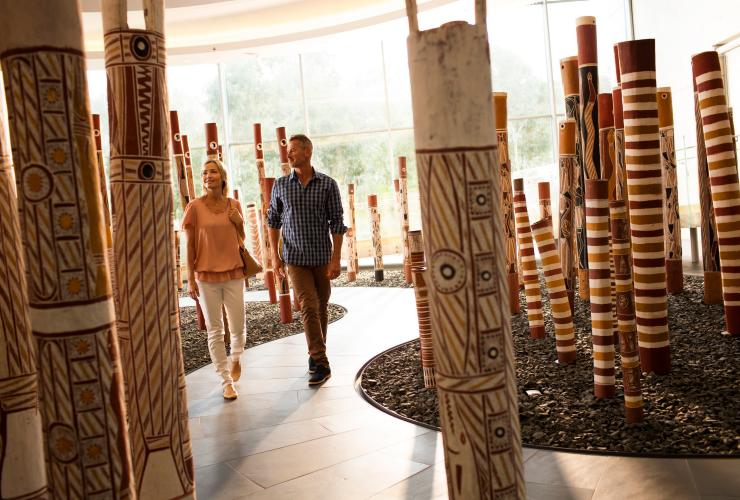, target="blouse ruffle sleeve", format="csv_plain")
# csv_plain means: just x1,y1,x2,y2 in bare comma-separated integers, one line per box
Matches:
181,200,197,230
